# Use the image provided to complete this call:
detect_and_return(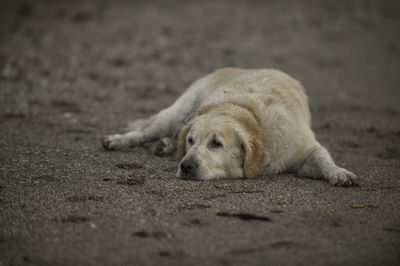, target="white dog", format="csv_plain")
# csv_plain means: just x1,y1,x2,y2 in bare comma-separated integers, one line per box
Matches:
102,68,358,186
